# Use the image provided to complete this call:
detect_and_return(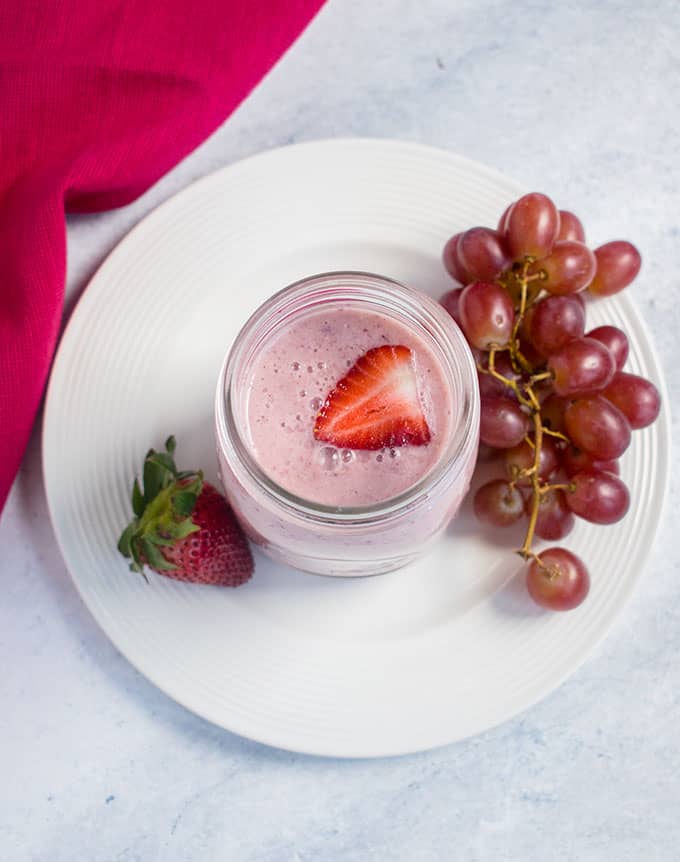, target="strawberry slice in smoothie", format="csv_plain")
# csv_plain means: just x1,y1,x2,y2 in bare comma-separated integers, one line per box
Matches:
314,344,431,450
